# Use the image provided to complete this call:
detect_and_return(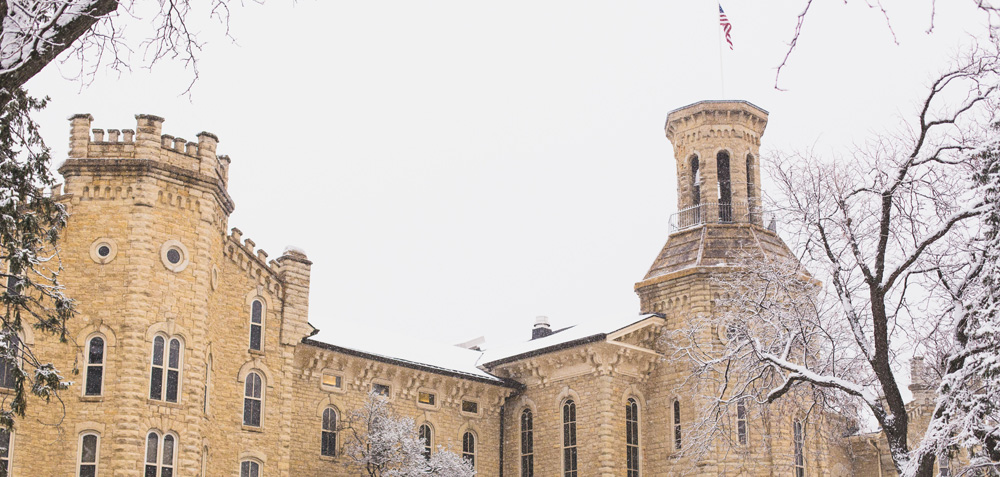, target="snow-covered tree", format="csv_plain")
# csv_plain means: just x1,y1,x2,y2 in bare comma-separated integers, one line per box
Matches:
664,45,1000,477
342,392,476,477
